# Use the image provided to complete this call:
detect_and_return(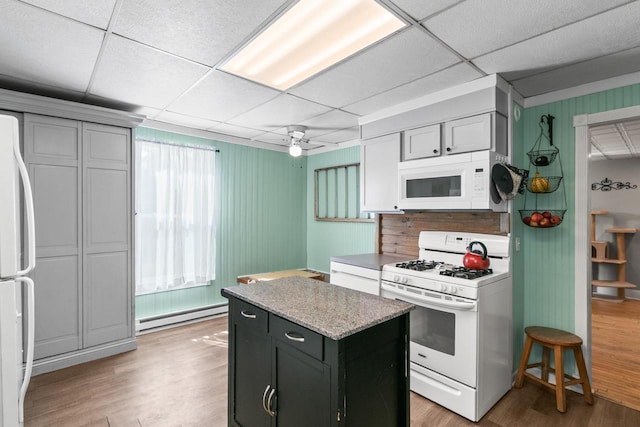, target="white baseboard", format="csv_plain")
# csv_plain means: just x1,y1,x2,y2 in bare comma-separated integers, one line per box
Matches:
135,305,229,334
